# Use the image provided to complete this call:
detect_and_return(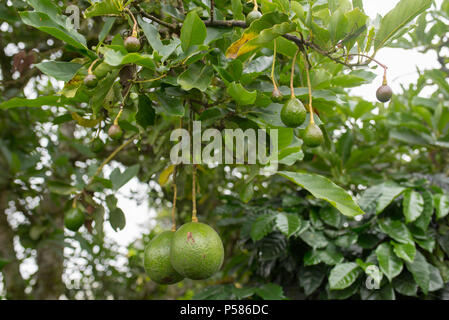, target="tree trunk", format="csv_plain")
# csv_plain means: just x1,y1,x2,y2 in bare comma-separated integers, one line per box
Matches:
32,194,65,300
0,191,27,299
